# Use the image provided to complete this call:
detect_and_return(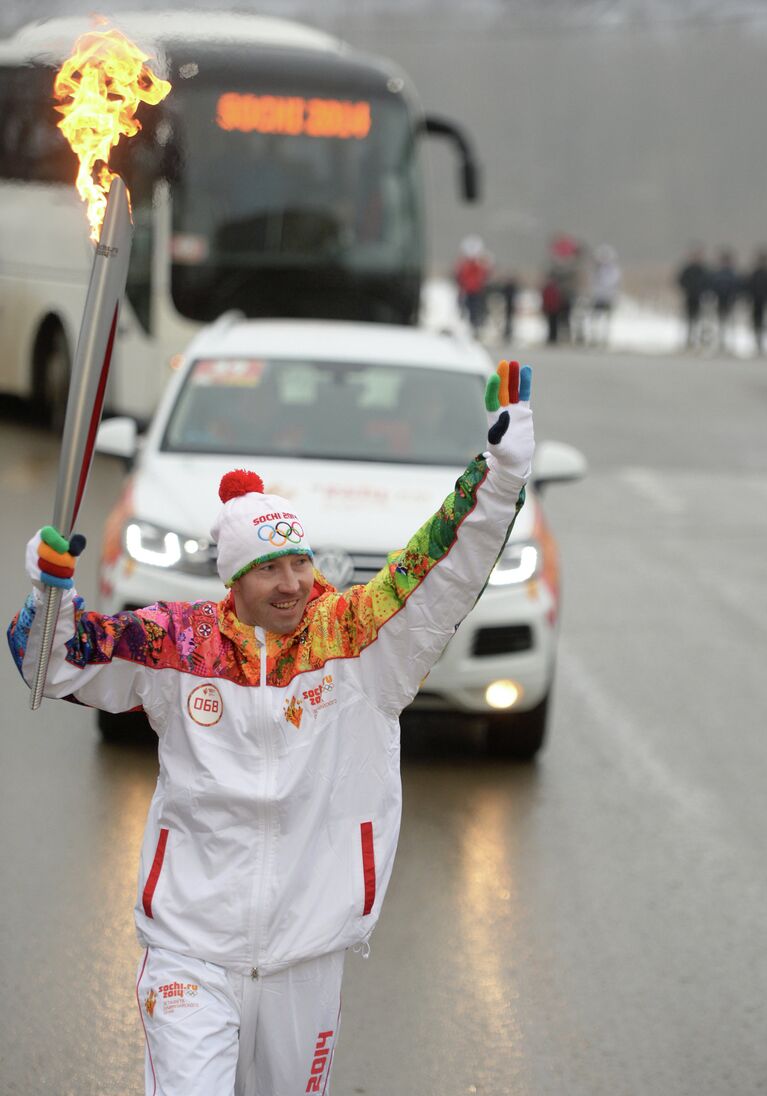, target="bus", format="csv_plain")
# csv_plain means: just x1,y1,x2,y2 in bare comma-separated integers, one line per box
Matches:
0,12,479,425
